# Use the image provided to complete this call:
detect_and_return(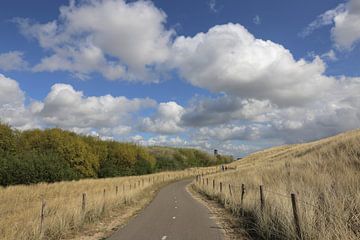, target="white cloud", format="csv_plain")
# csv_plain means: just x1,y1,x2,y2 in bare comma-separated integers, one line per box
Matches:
0,51,28,71
179,76,360,144
198,124,264,141
140,101,184,134
36,83,156,131
209,0,220,13
0,74,38,129
253,15,261,25
321,49,337,61
0,74,159,136
300,3,346,37
138,135,189,147
0,74,25,106
172,23,334,107
15,0,173,81
301,0,360,49
332,0,360,49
